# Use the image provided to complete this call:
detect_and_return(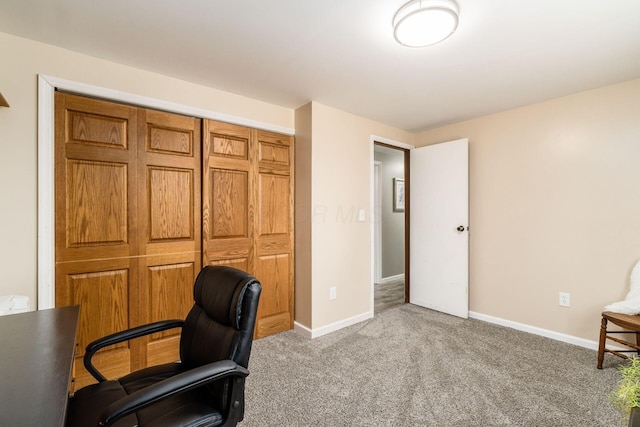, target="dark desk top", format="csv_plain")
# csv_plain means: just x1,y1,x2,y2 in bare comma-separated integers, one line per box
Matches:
0,305,79,426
